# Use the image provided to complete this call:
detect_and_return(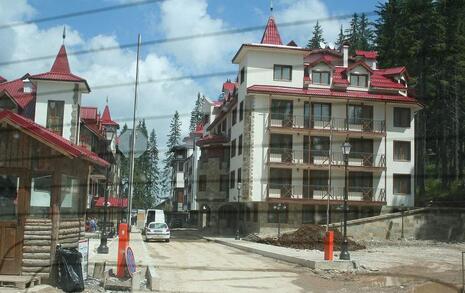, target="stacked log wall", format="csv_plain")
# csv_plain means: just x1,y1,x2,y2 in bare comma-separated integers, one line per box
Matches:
58,218,85,249
21,218,52,279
